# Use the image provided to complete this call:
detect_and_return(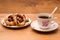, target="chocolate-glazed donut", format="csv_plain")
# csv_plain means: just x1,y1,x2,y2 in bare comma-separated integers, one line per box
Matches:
4,15,15,26
15,14,26,27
